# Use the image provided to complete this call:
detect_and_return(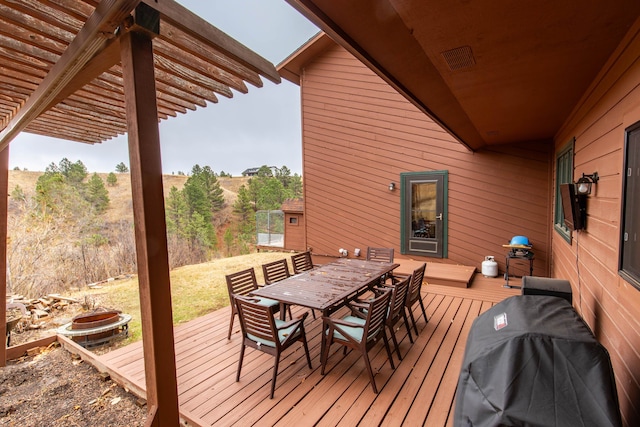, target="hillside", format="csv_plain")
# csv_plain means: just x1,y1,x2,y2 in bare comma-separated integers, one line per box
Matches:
7,170,251,222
